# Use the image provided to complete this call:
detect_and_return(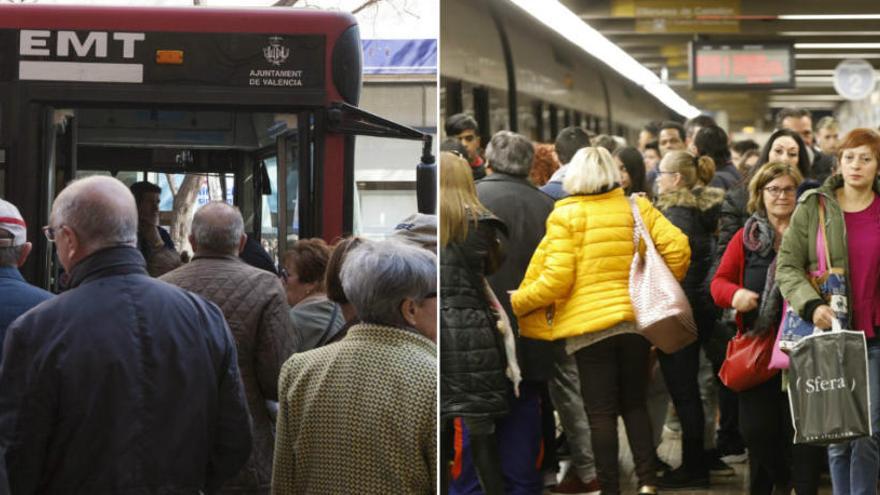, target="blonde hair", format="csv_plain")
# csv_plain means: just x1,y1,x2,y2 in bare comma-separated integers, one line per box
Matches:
440,152,492,247
660,150,715,188
747,162,804,214
563,147,620,194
